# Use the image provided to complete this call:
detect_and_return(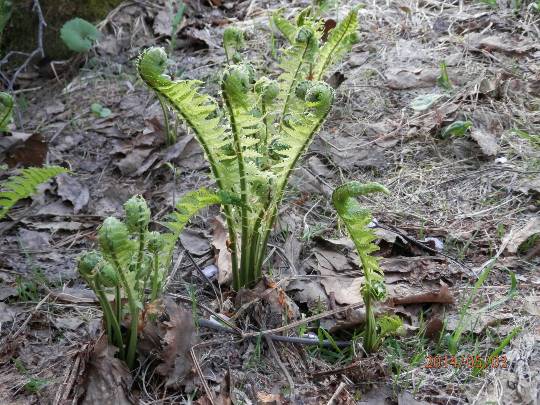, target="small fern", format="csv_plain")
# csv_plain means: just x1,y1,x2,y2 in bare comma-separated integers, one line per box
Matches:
0,91,13,132
332,181,389,352
0,166,68,220
77,190,238,368
138,8,359,289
